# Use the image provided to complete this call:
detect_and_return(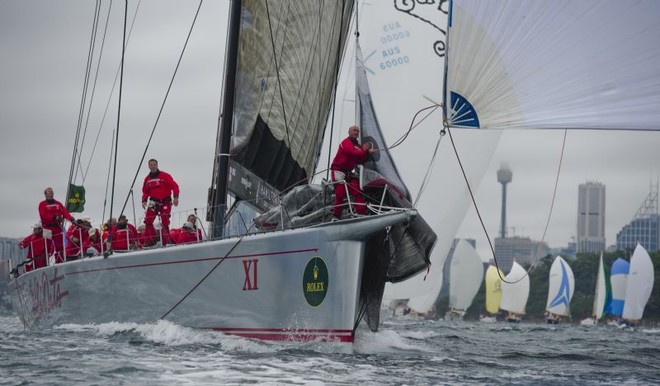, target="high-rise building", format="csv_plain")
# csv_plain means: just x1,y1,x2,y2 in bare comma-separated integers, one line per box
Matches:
616,183,659,252
577,182,606,253
497,166,513,239
494,236,550,273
